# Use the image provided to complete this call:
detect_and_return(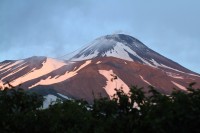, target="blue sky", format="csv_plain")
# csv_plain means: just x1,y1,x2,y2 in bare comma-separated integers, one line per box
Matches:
0,0,200,73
